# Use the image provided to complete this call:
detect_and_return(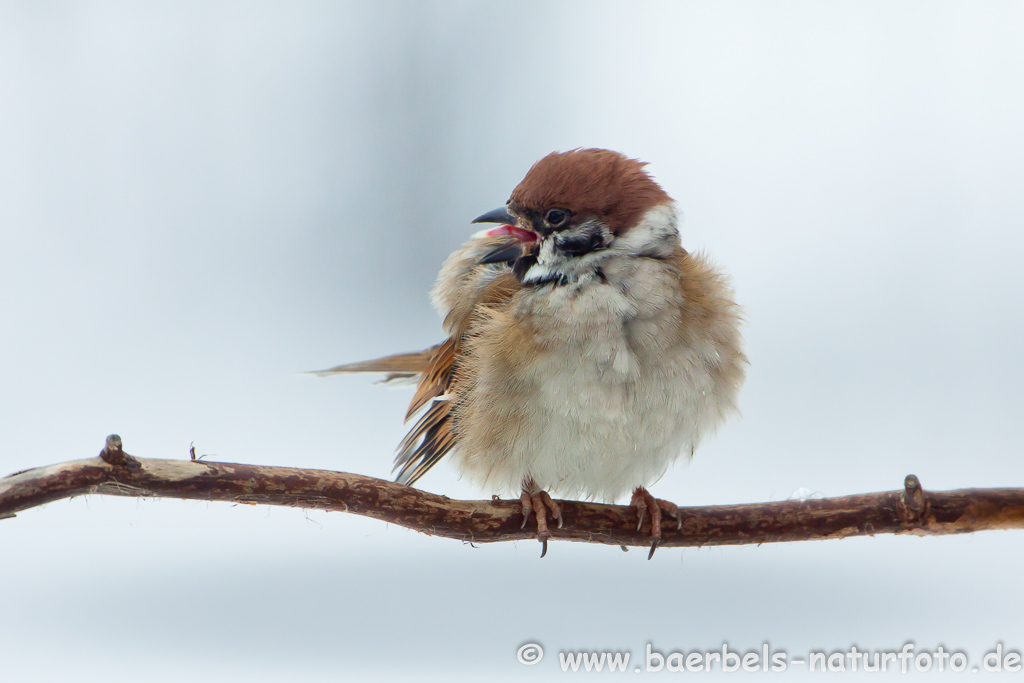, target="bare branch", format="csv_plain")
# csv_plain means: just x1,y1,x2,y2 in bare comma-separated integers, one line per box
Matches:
2,435,1023,549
